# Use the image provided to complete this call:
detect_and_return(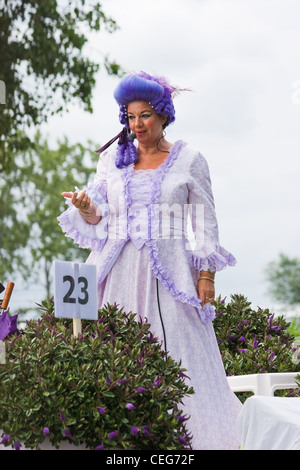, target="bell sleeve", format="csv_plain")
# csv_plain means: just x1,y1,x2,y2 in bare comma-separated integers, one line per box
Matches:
57,152,110,251
187,152,236,273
